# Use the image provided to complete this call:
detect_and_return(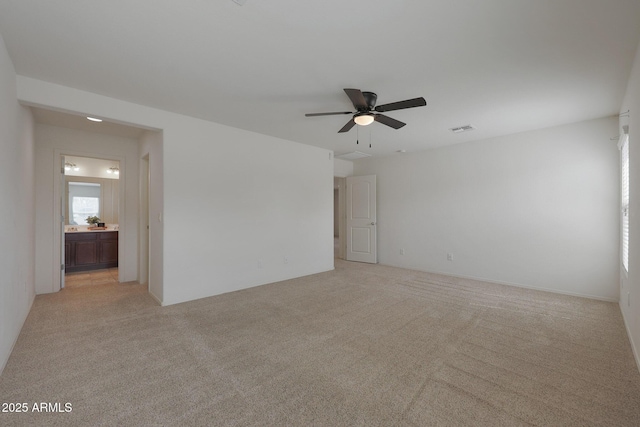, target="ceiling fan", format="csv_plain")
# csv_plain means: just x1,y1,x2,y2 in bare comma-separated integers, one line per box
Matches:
305,88,426,133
